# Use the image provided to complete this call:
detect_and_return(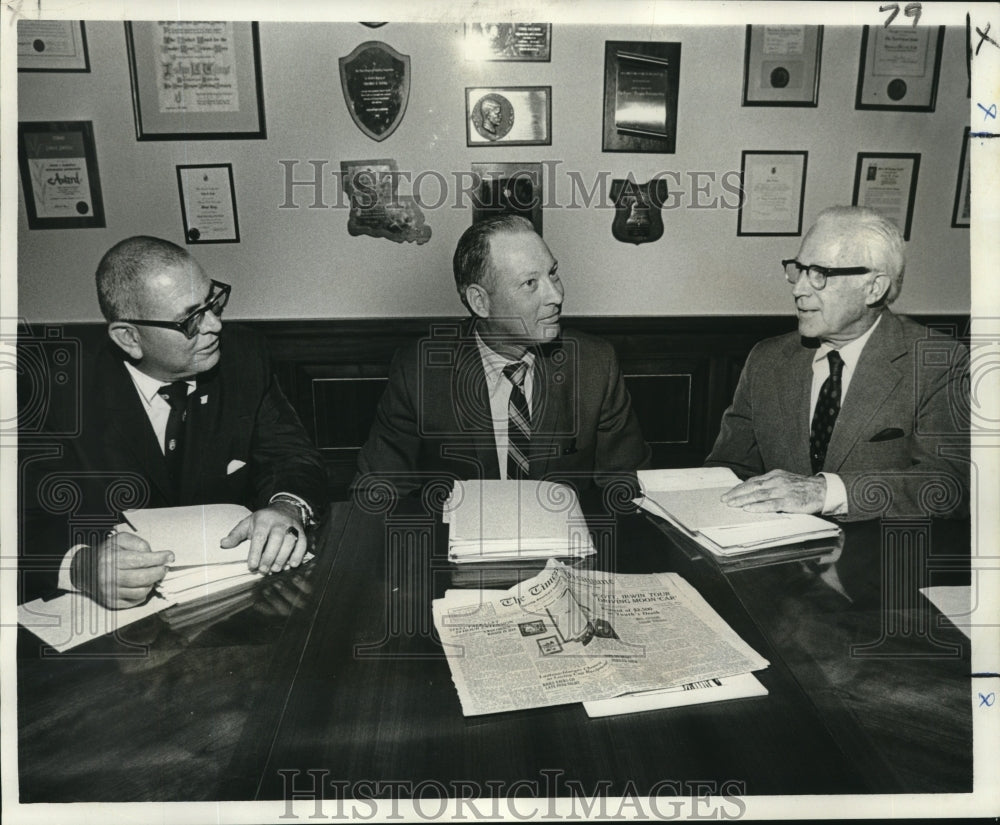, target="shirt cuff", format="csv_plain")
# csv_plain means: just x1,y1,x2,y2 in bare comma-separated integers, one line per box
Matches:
58,545,87,593
819,472,849,516
268,492,315,525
